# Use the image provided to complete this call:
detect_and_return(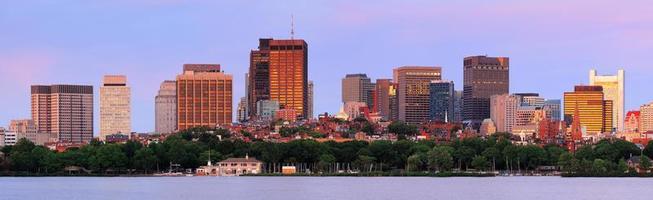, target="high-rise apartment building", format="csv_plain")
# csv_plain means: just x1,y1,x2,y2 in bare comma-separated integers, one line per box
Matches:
374,79,393,120
563,86,613,134
248,38,308,119
463,56,509,128
31,85,93,143
155,80,177,134
100,75,131,140
641,102,653,132
429,80,455,122
176,64,232,131
342,74,375,107
393,66,442,125
490,94,520,133
589,69,625,132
